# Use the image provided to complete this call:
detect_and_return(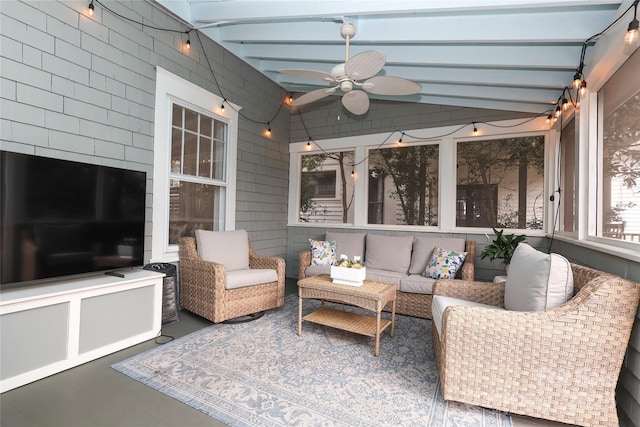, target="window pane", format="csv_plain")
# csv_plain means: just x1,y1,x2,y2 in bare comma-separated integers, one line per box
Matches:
299,151,354,223
182,132,198,176
199,136,212,178
599,49,640,242
168,180,223,244
212,139,225,180
171,128,182,173
560,118,576,232
367,145,439,225
456,136,545,229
